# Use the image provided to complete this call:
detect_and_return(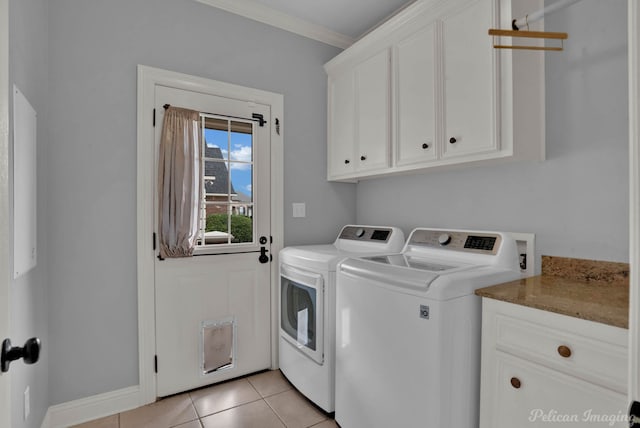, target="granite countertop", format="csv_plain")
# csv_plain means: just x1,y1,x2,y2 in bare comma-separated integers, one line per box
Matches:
475,256,630,329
